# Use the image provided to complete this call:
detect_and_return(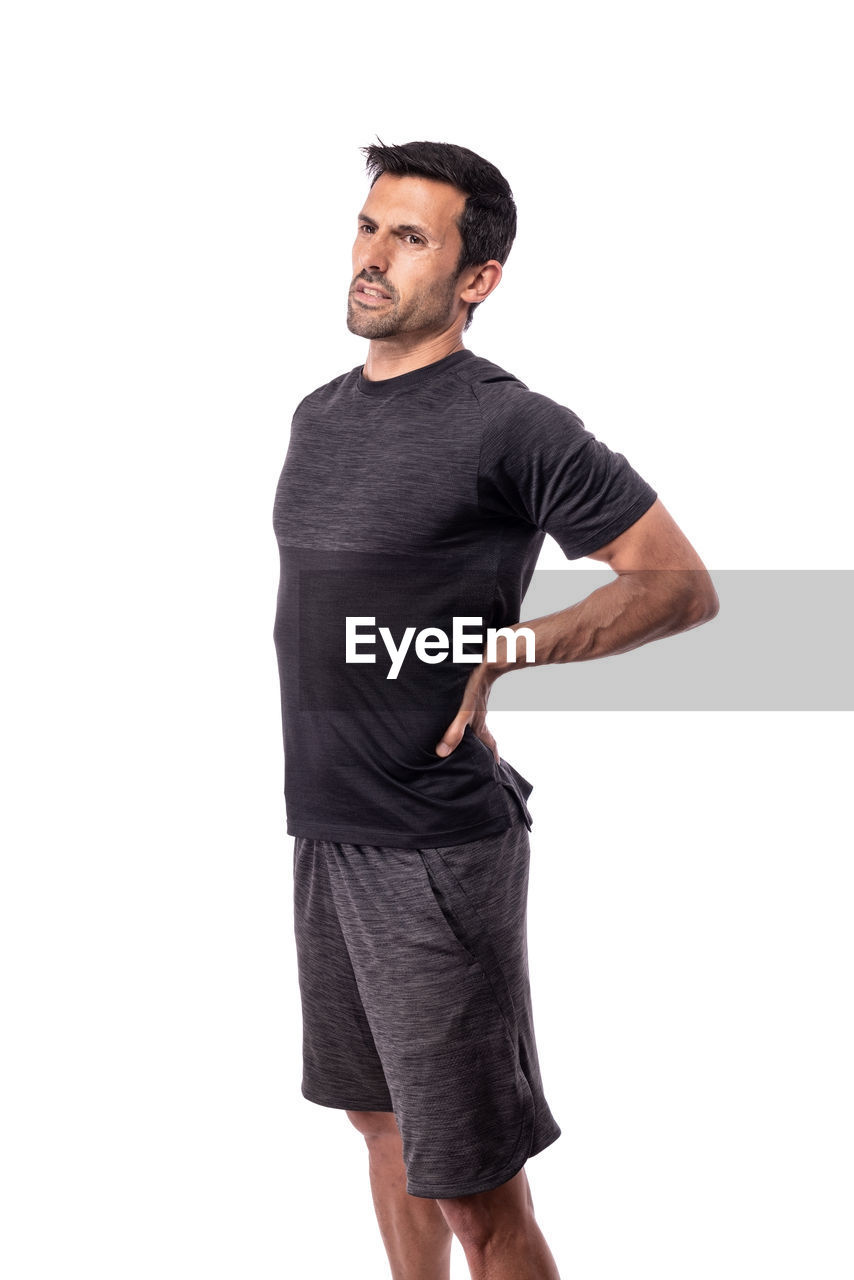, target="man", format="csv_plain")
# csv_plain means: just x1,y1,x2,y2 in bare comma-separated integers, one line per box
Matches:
272,140,718,1279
